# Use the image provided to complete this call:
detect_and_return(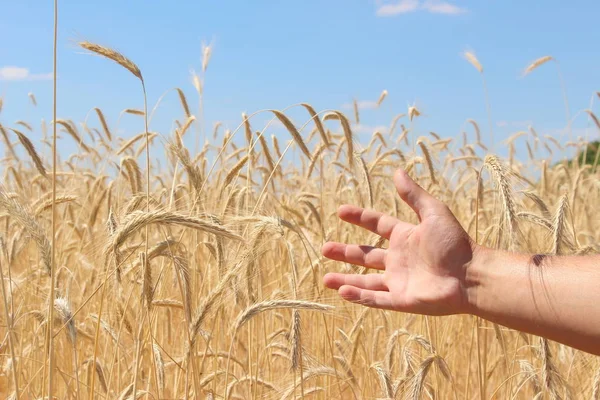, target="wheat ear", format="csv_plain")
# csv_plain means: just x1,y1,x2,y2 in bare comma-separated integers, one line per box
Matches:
11,129,47,178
